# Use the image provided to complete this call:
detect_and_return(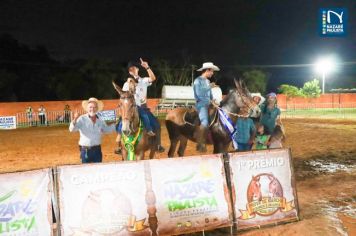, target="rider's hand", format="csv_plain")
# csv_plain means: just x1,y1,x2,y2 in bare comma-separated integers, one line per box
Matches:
210,82,217,88
140,58,150,69
72,112,79,124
